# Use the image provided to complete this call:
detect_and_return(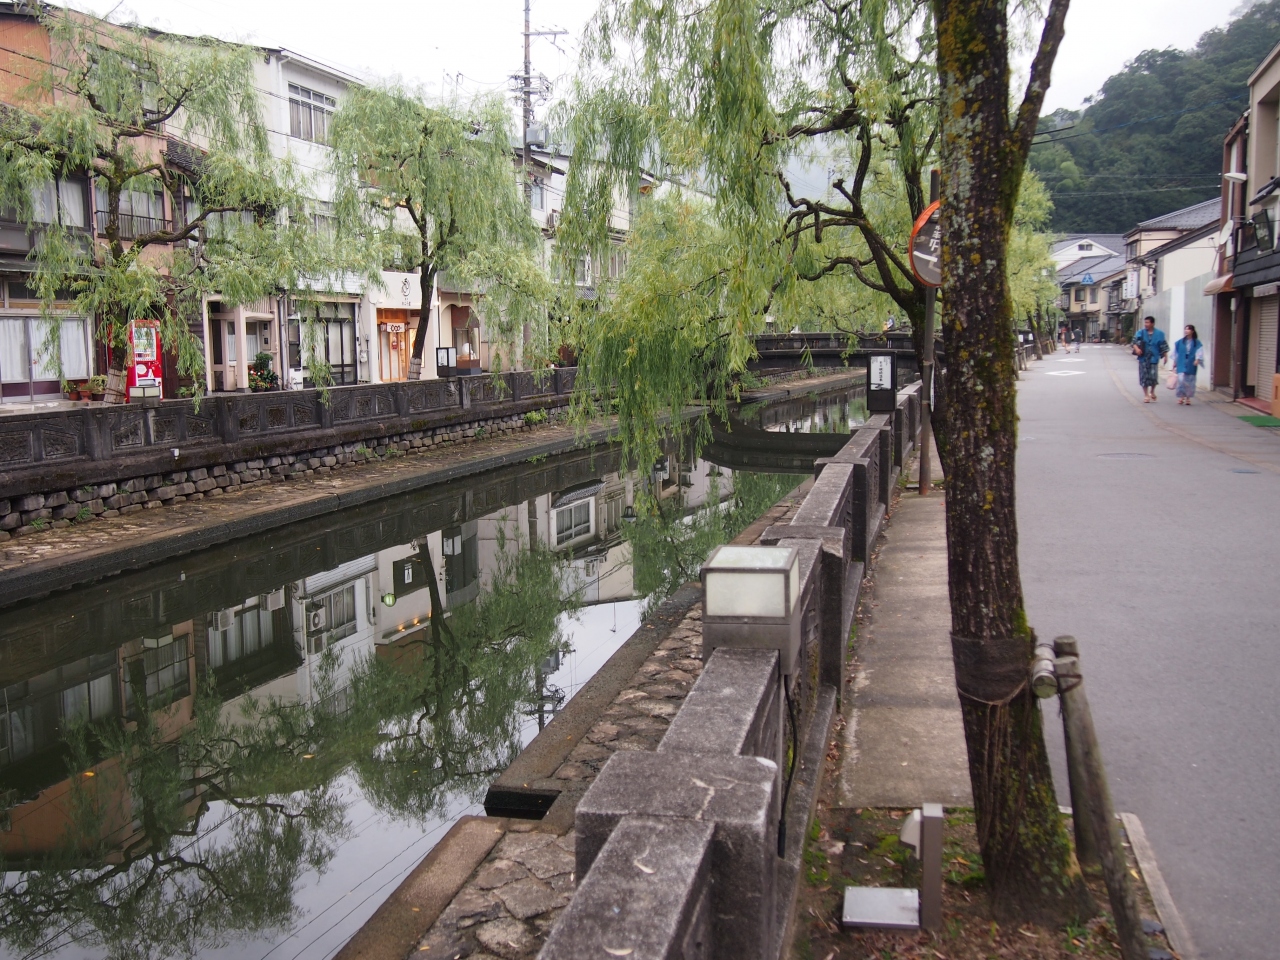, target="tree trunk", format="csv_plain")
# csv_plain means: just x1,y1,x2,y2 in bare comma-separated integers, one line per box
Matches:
934,0,1093,924
408,261,438,381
